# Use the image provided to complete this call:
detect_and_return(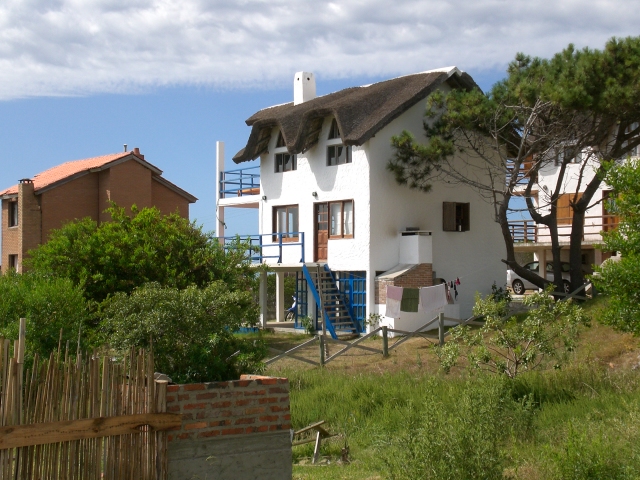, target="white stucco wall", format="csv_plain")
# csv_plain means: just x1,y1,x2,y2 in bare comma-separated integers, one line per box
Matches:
259,121,371,269
366,89,506,319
